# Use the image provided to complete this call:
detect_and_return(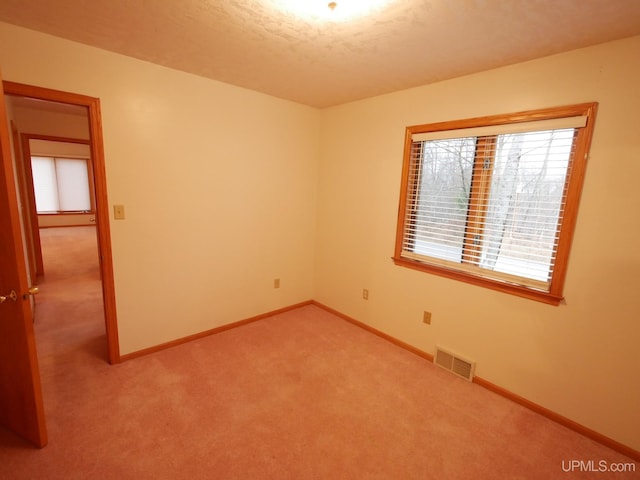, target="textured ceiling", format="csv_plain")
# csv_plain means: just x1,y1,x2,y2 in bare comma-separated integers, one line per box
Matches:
1,0,640,108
